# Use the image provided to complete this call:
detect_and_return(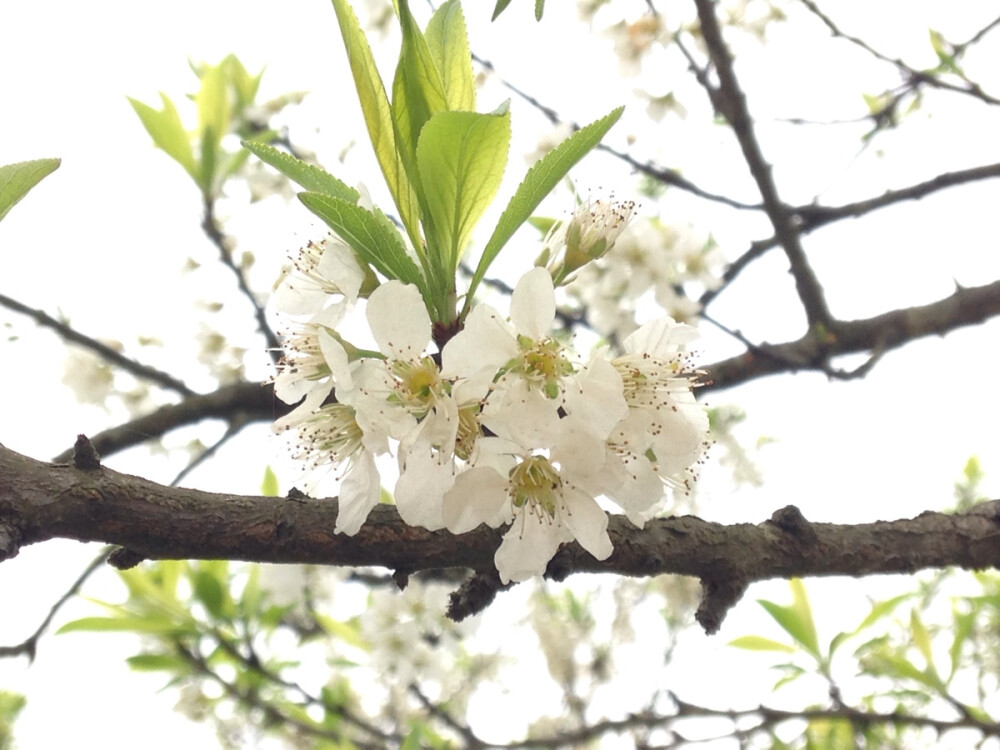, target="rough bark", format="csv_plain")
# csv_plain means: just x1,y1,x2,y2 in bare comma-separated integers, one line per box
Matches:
4,440,999,632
